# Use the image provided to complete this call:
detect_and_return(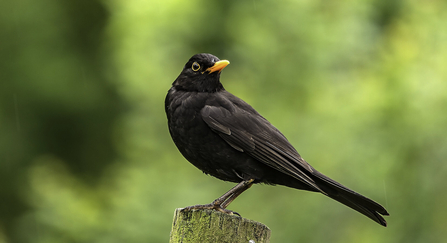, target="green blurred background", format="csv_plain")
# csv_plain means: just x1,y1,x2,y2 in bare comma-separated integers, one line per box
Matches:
1,0,447,242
